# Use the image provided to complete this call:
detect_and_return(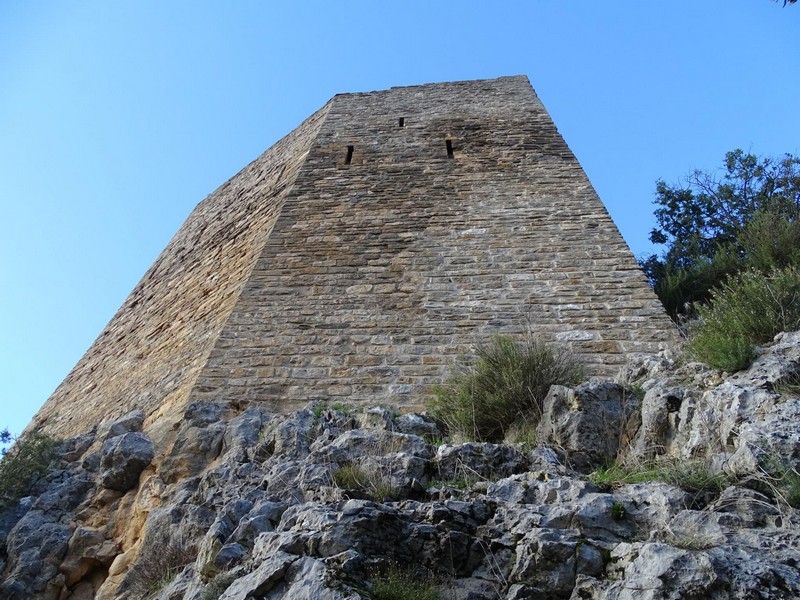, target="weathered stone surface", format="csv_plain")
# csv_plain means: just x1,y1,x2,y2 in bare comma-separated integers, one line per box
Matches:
99,432,154,491
0,510,72,599
97,410,145,442
159,402,228,484
435,442,528,481
31,76,676,443
625,330,800,474
537,382,637,471
6,335,800,600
